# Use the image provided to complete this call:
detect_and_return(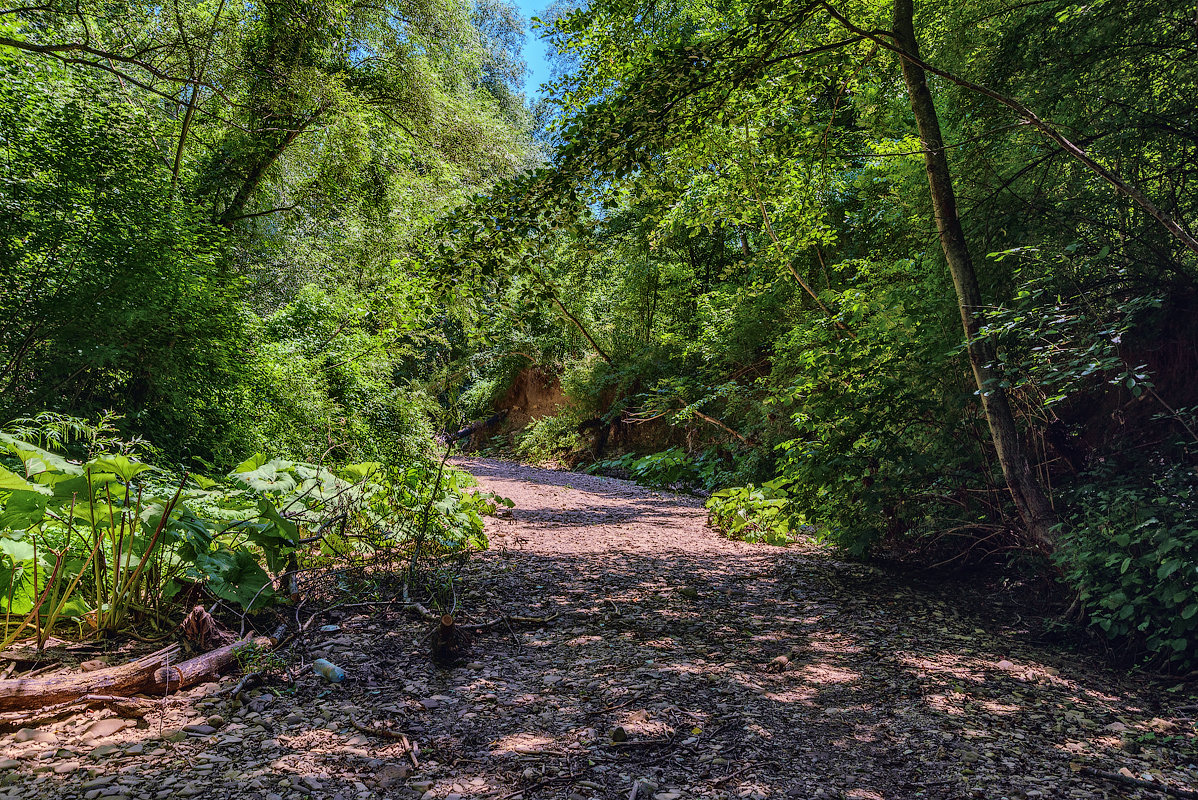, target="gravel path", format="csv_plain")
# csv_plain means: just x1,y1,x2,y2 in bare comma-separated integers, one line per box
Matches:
1,457,1194,800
